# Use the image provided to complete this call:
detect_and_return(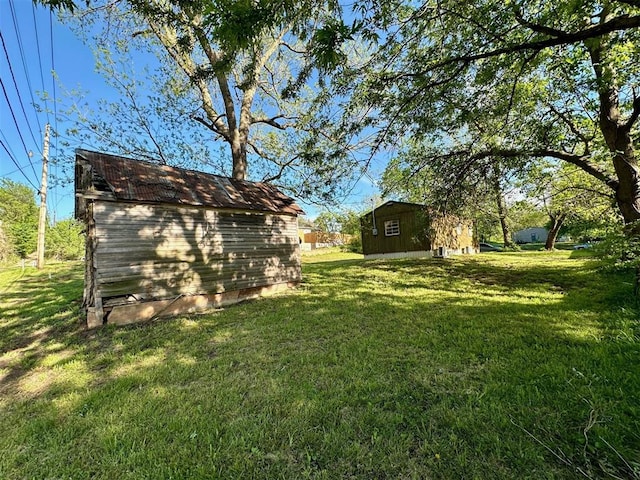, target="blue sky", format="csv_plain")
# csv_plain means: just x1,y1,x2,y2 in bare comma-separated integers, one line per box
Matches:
0,1,381,222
